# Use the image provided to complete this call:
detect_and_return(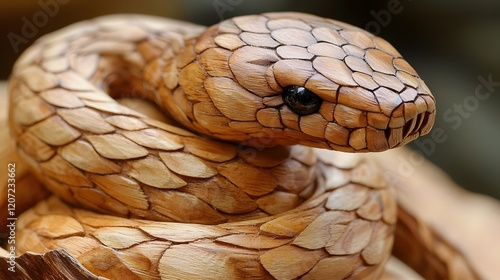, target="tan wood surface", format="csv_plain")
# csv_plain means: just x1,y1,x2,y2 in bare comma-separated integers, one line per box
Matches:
1,12,497,279
0,81,421,279
371,149,500,280
2,81,499,279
